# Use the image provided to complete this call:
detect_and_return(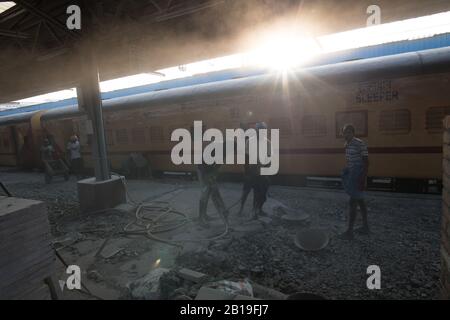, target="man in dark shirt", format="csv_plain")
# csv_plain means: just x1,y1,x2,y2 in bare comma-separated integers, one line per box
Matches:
238,122,270,220
197,162,229,226
192,124,229,227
